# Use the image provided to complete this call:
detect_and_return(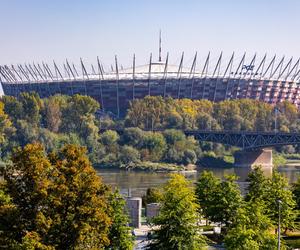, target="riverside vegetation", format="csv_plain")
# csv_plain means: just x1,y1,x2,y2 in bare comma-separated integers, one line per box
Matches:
1,145,300,249
146,168,300,249
0,92,300,248
1,93,300,170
